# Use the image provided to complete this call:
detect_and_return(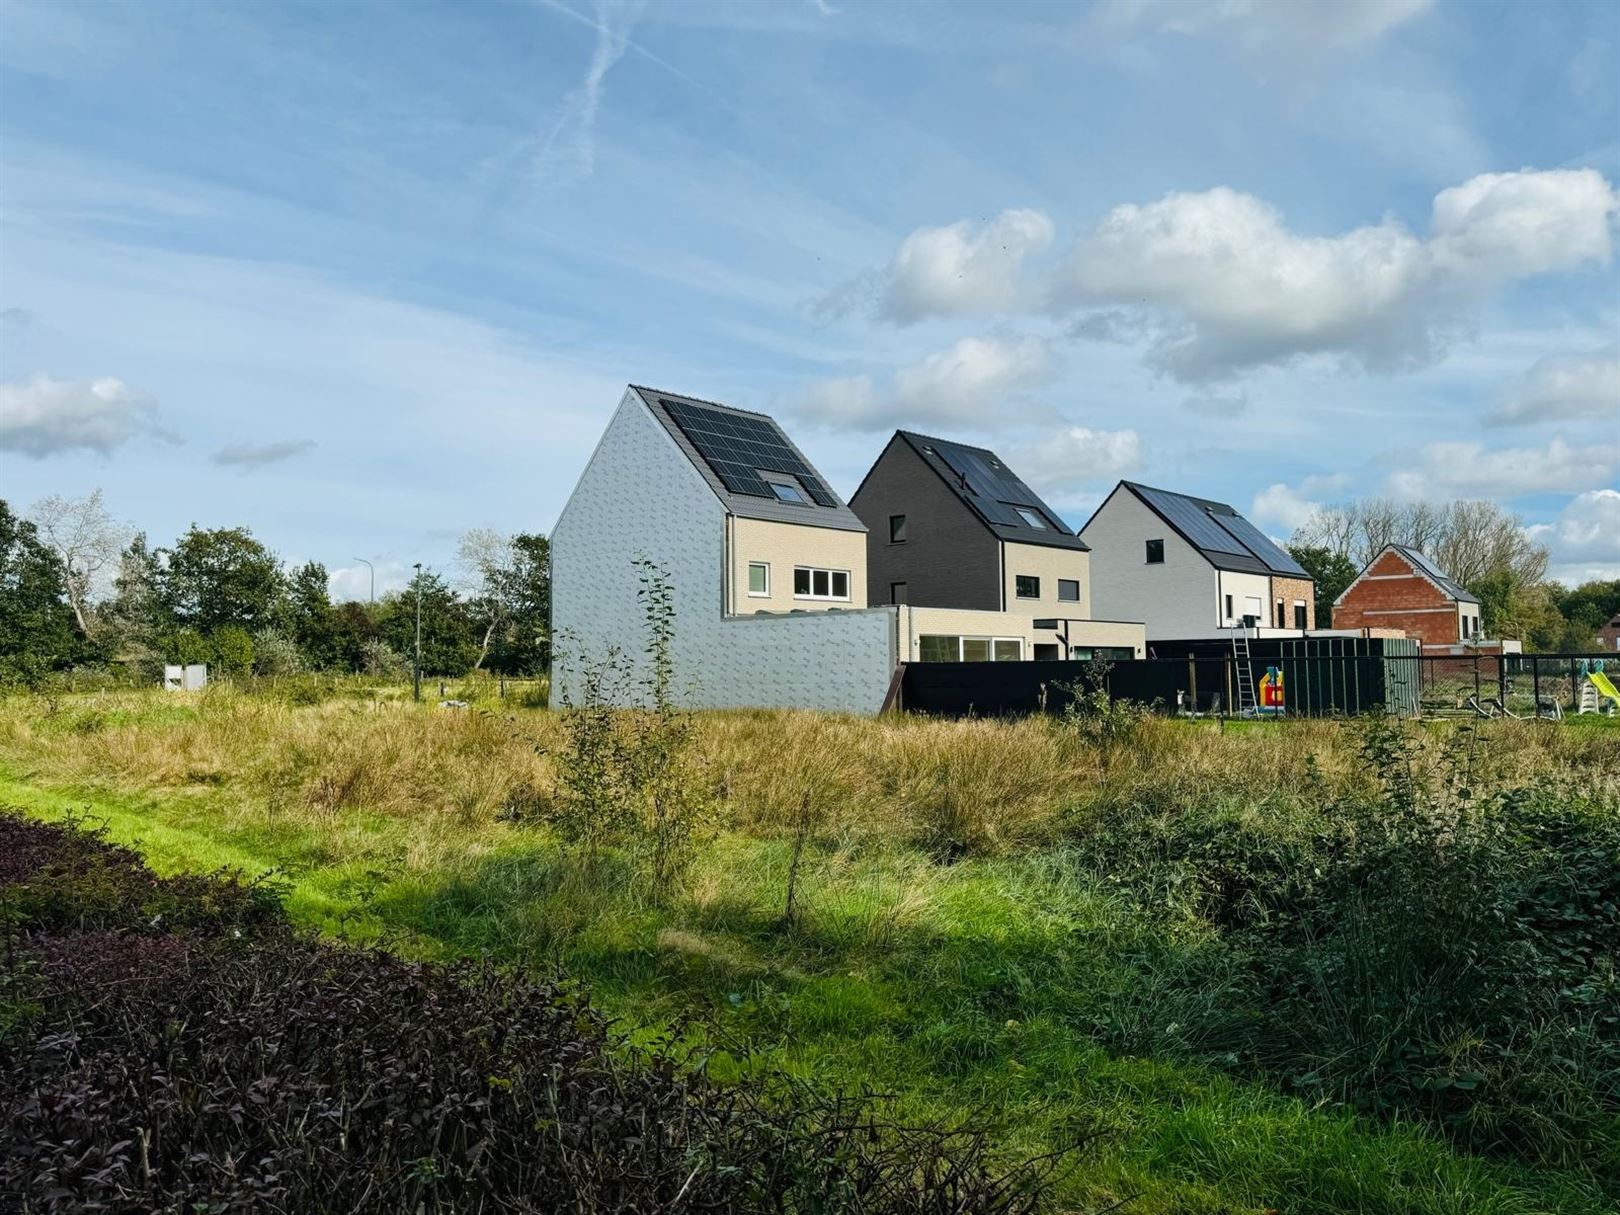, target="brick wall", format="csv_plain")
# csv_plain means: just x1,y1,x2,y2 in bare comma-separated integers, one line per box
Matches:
1332,550,1461,648
1270,576,1315,629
